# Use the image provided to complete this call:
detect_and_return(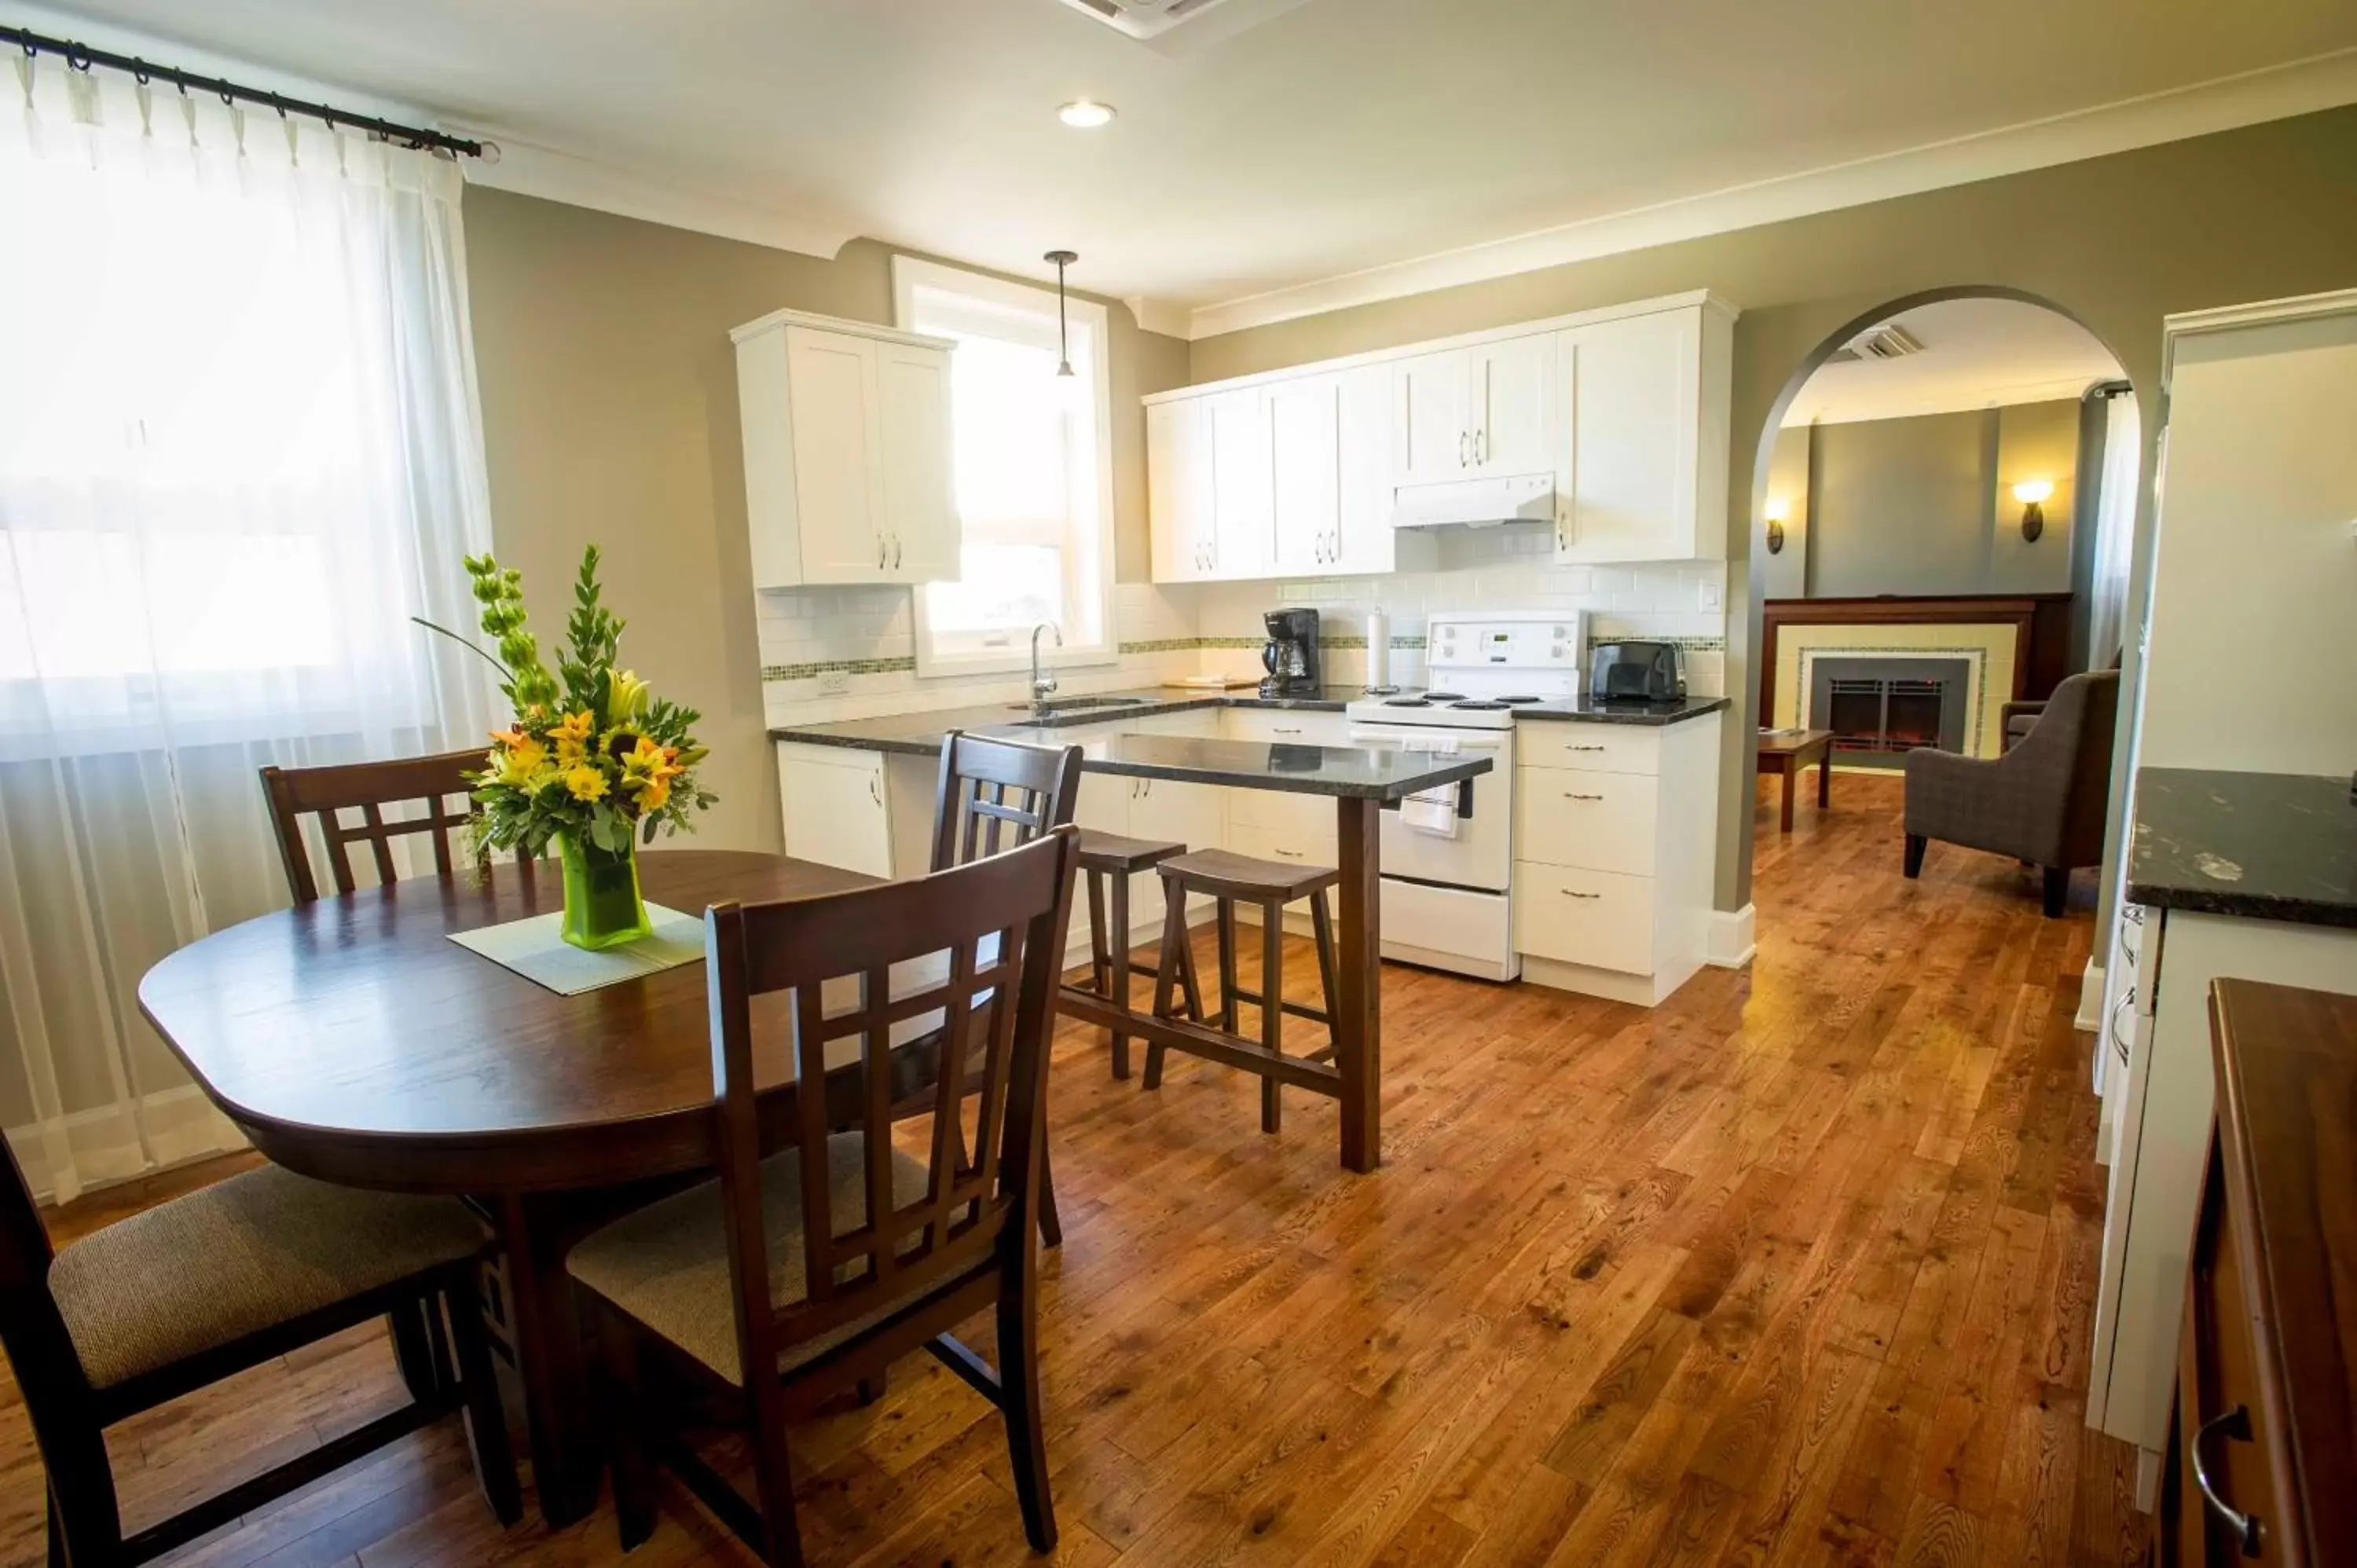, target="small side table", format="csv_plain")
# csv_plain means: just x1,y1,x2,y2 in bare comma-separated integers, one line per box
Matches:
1757,728,1835,832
